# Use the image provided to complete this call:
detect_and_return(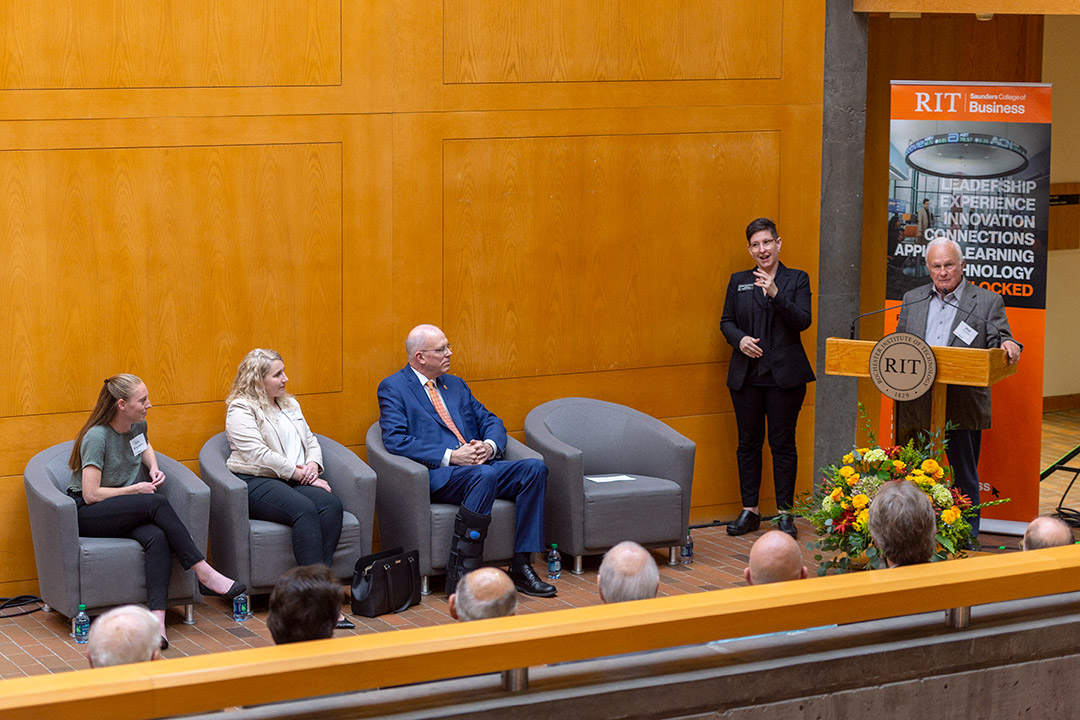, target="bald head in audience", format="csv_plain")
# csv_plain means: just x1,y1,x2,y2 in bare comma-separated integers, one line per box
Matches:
744,530,808,585
86,605,161,668
449,567,518,621
598,541,660,603
1023,516,1075,551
